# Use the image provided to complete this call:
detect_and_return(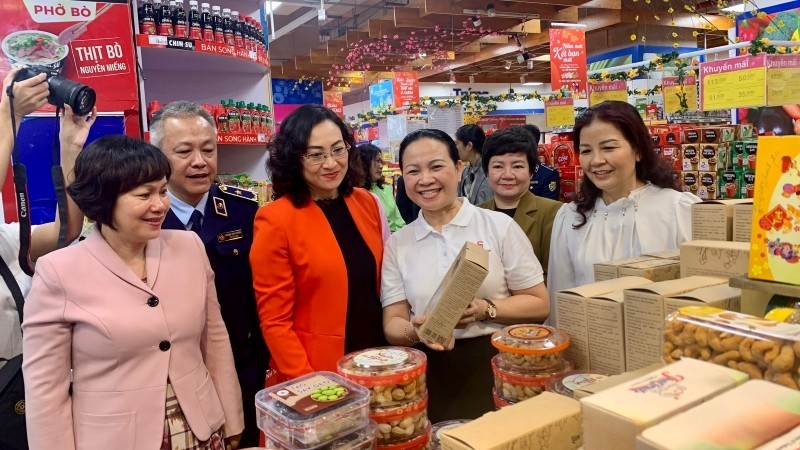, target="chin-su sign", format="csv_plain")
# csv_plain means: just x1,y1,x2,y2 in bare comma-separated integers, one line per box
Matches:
549,29,587,99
